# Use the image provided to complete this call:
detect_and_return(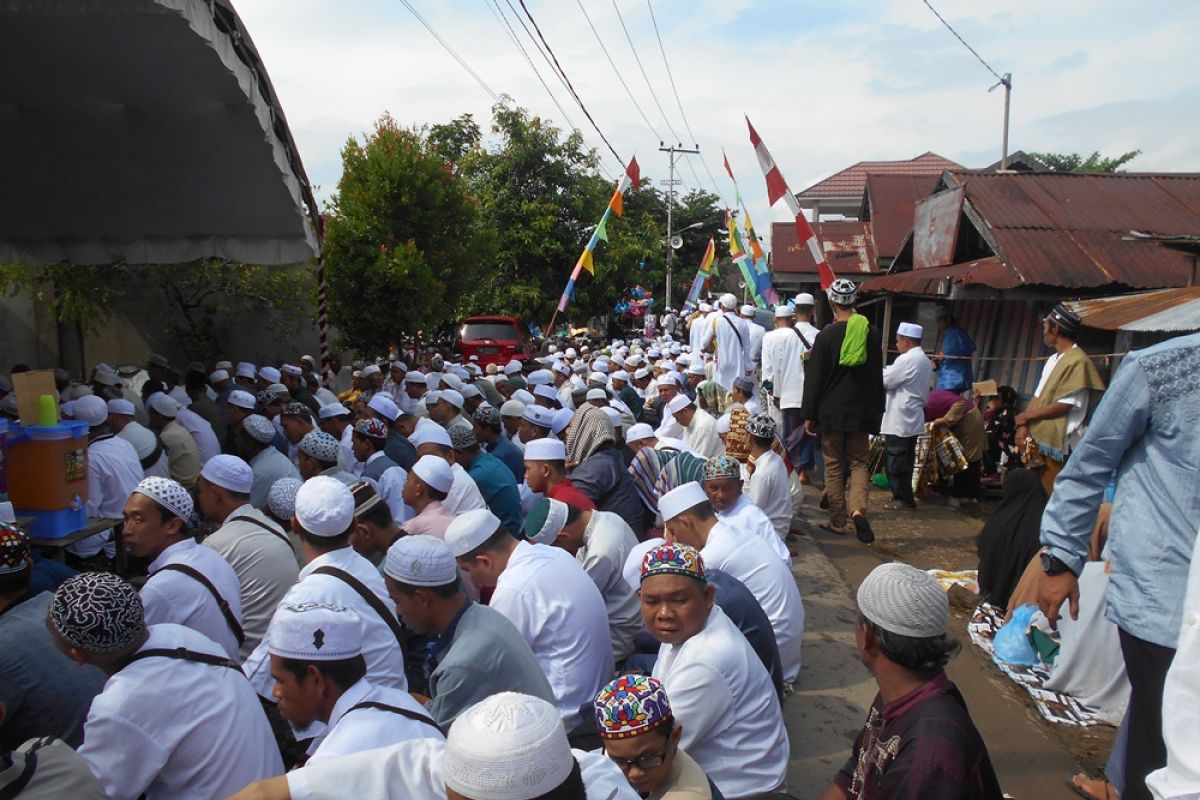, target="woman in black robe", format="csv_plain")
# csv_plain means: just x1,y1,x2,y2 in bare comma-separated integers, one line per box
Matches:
975,467,1047,610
